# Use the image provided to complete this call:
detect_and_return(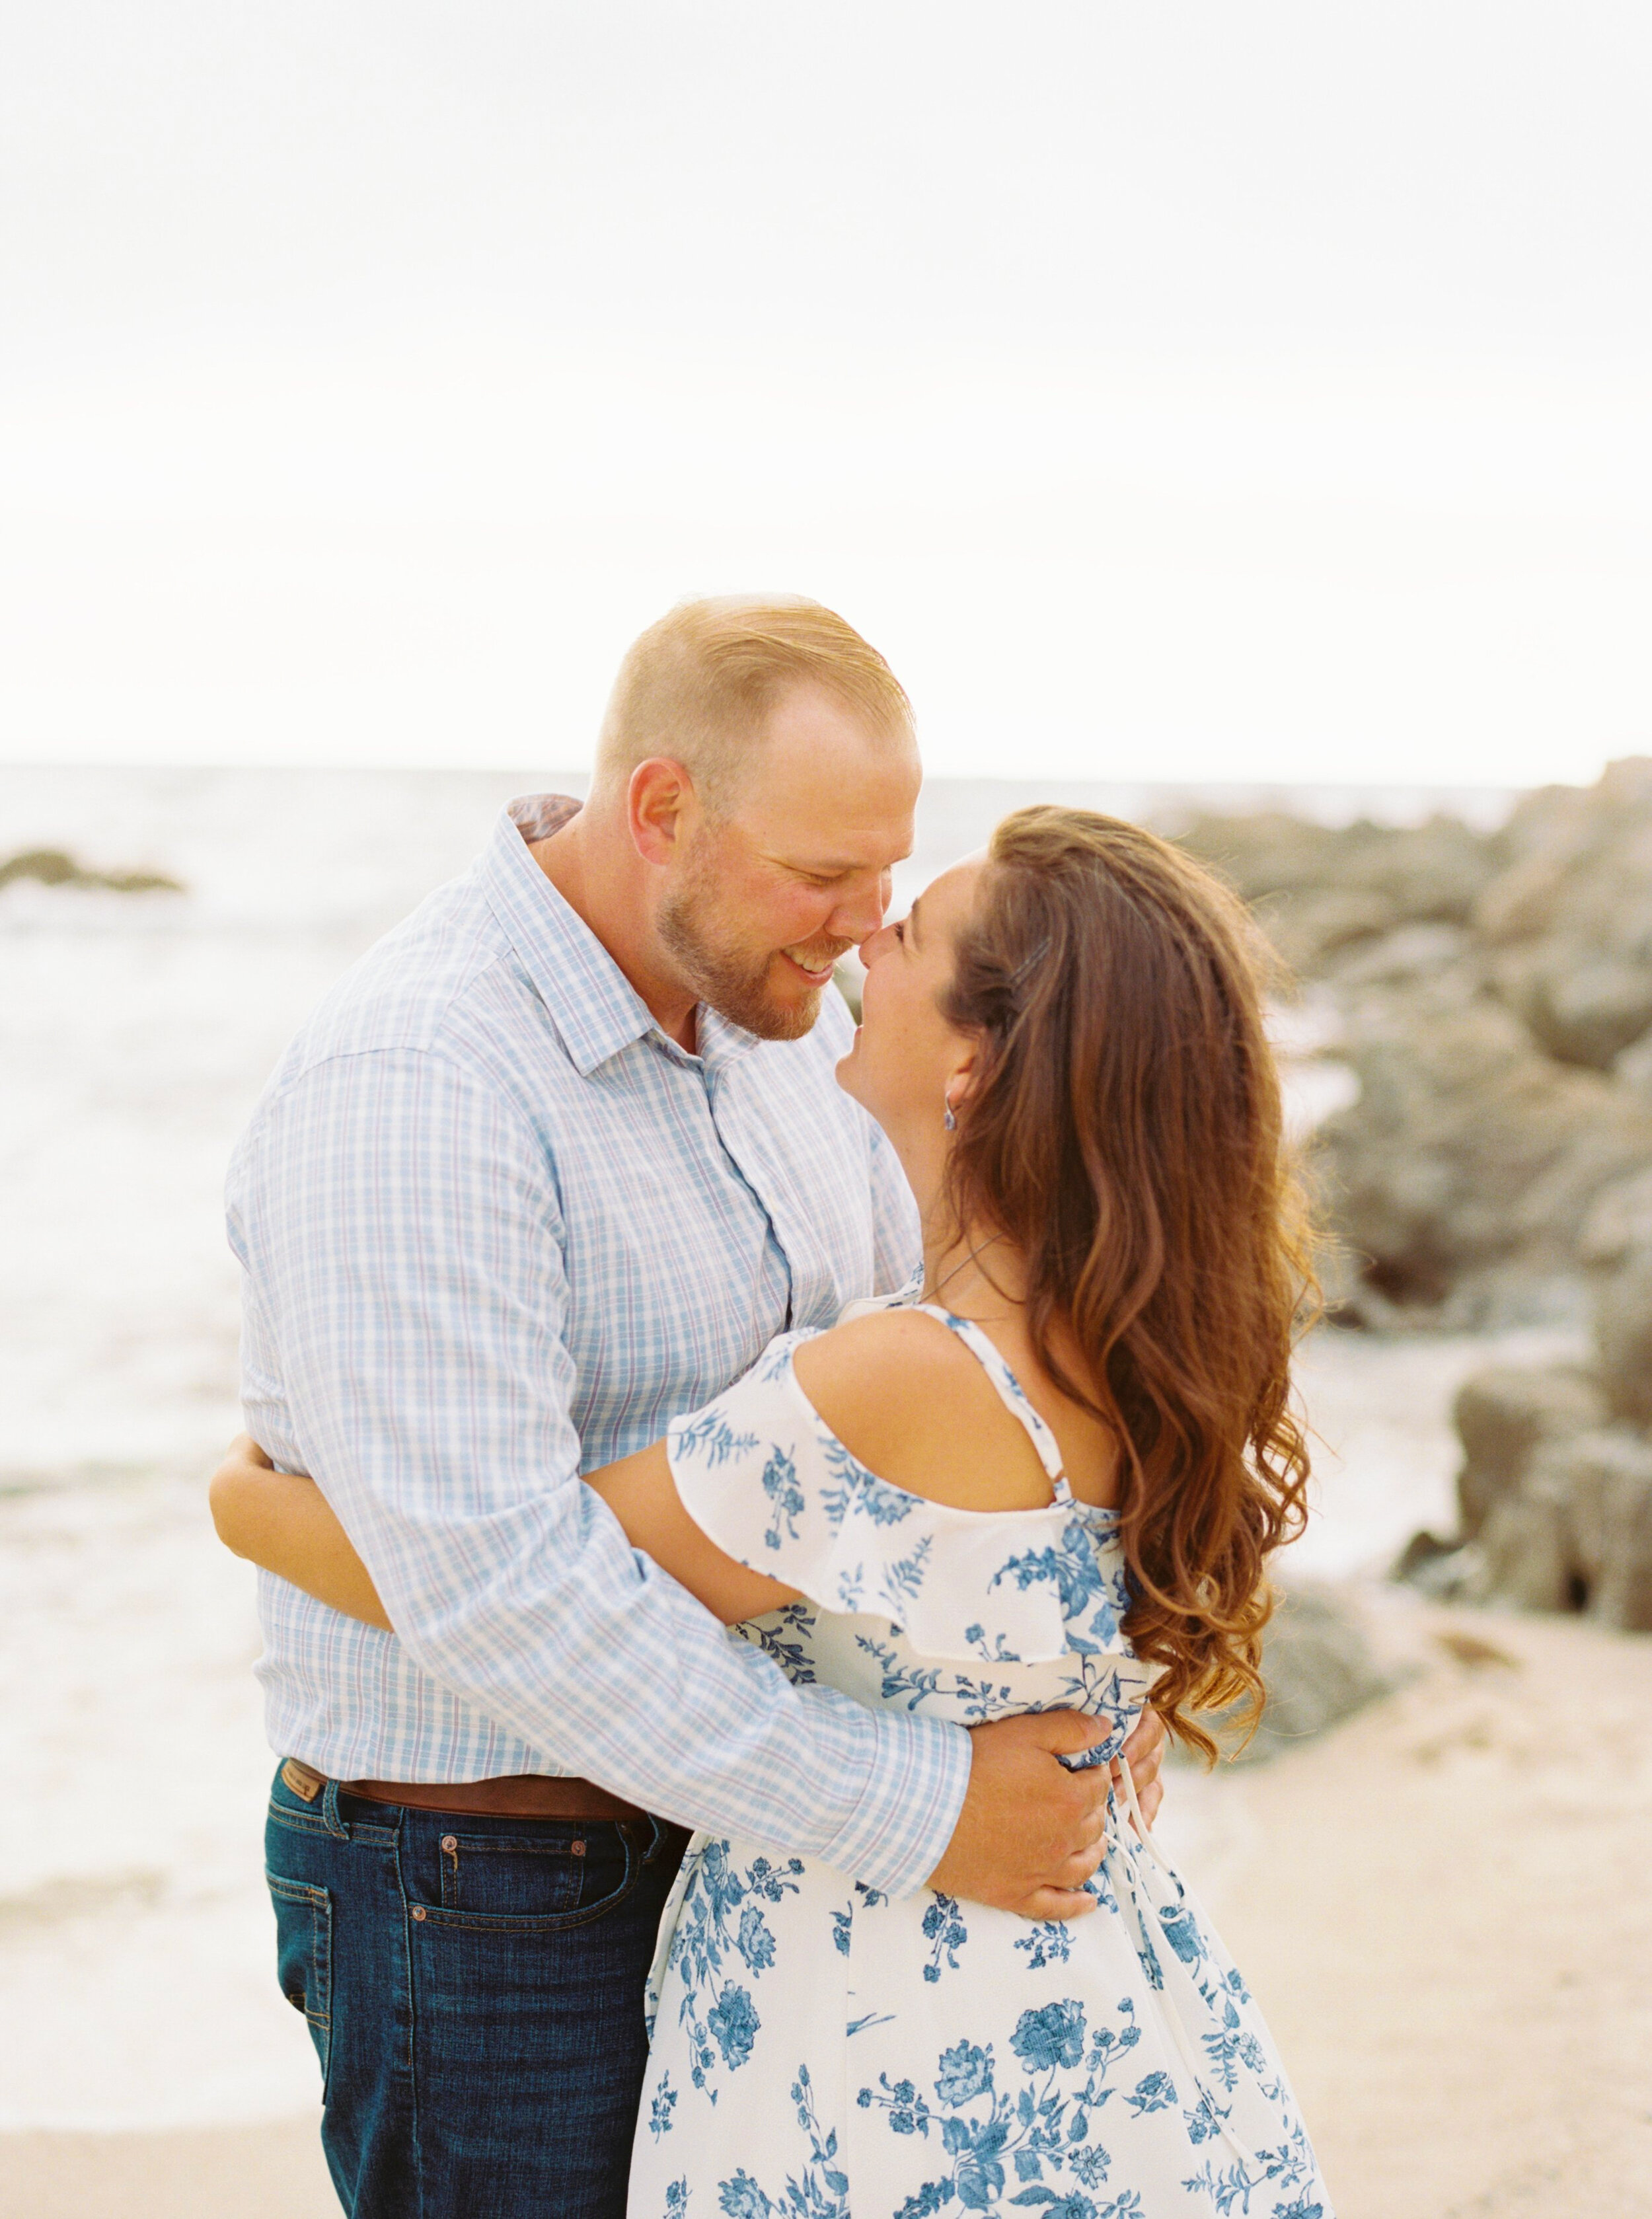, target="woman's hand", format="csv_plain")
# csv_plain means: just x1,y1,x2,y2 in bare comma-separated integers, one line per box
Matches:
209,1435,394,1632
212,1431,274,1484
206,1430,791,1632
207,1431,276,1548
